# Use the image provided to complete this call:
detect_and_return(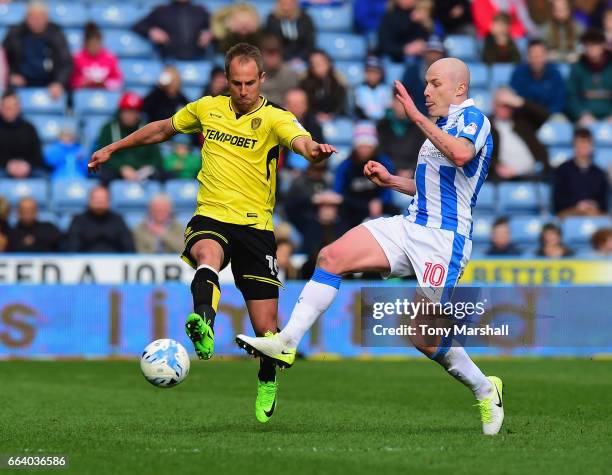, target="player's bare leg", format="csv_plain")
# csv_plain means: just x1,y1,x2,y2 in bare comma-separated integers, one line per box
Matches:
185,239,224,360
